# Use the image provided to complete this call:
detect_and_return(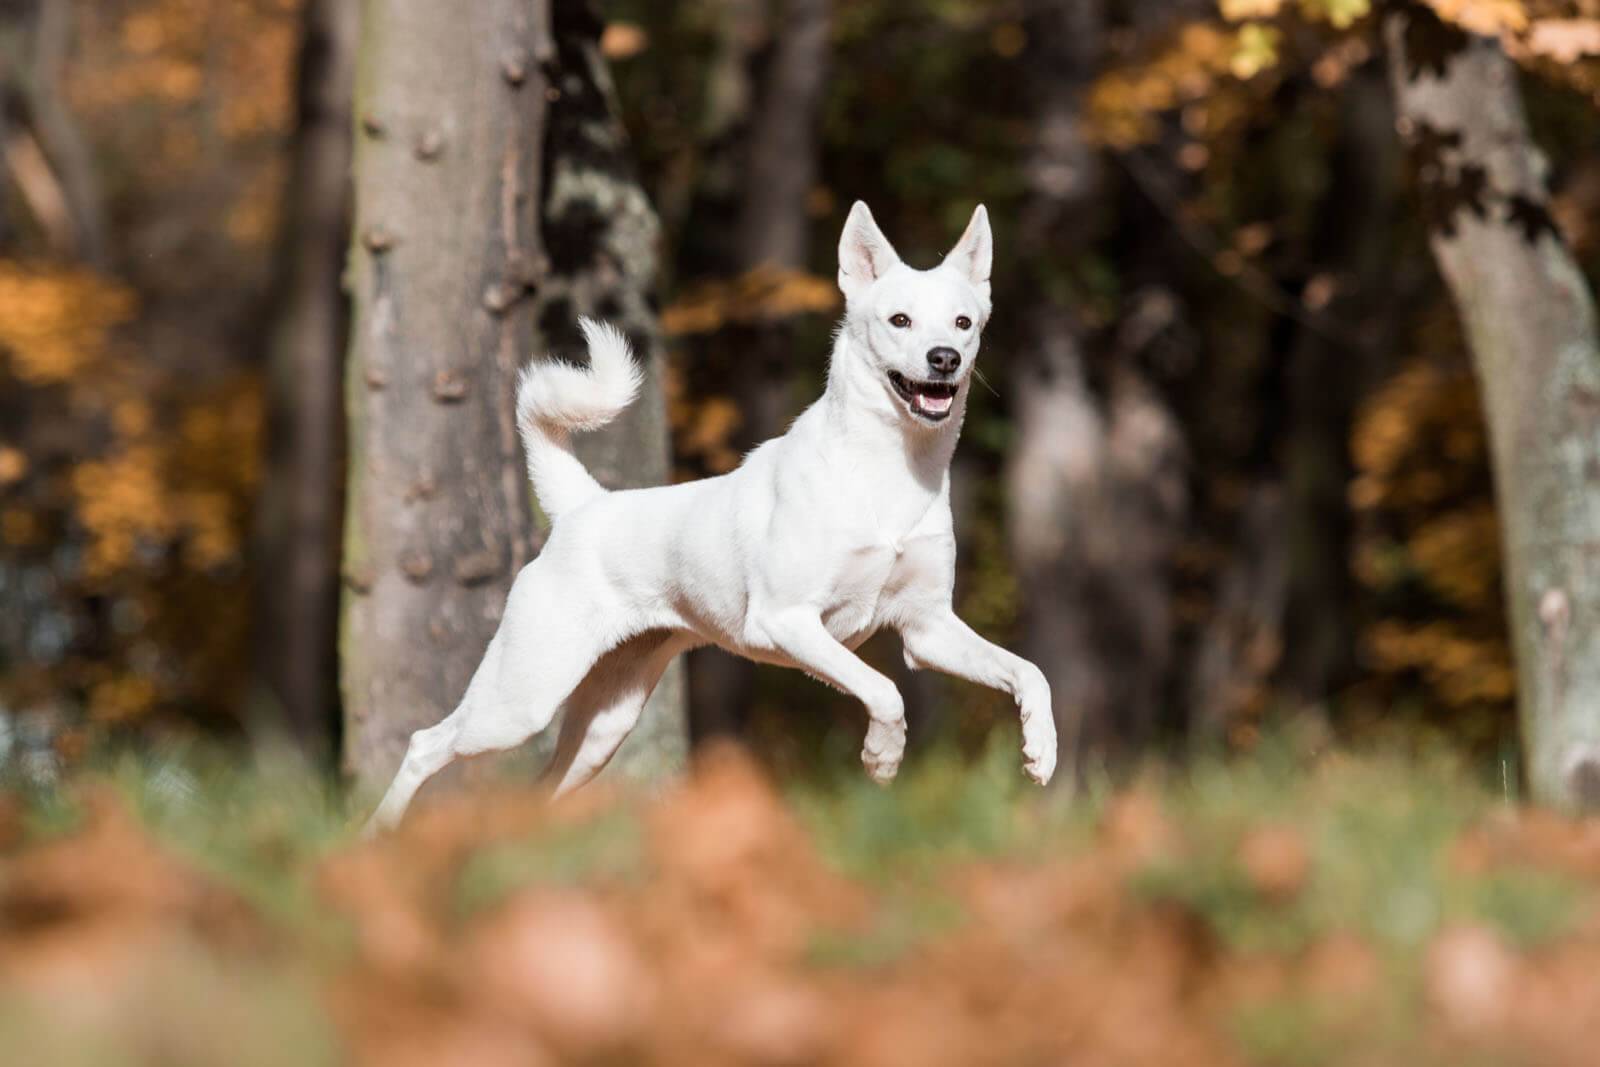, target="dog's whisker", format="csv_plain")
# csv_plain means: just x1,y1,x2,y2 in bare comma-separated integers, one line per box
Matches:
973,367,1000,398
